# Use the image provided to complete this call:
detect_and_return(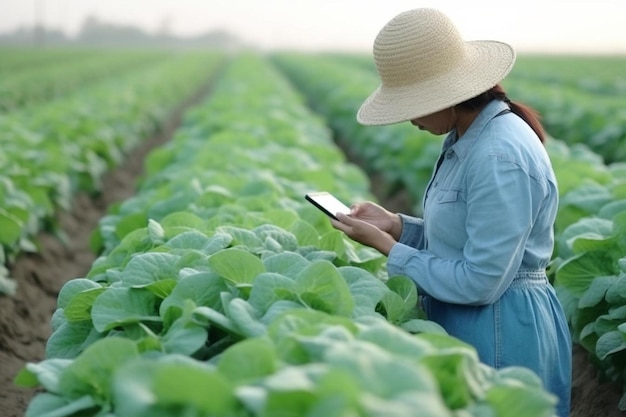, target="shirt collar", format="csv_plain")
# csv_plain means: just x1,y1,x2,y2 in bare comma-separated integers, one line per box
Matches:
442,100,510,161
